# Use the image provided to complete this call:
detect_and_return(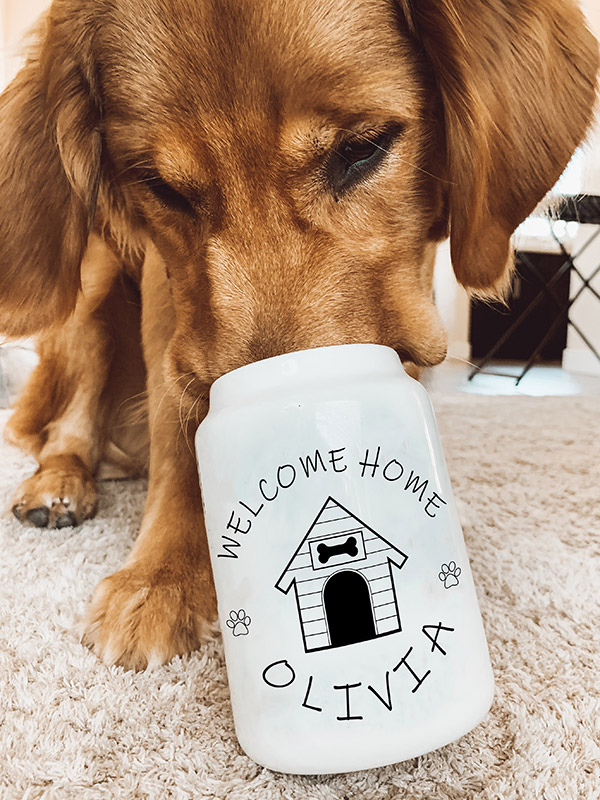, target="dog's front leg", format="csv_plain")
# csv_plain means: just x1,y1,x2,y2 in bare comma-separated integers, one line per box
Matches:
82,244,217,670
